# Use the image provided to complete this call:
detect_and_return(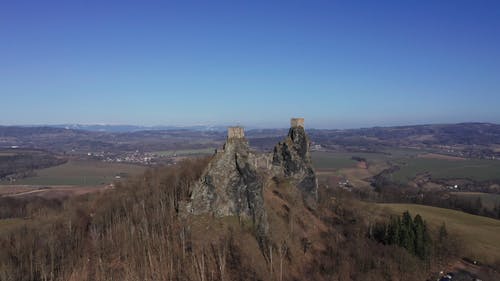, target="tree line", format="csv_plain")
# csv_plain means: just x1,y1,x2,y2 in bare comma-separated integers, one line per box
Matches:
371,211,433,260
